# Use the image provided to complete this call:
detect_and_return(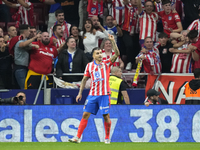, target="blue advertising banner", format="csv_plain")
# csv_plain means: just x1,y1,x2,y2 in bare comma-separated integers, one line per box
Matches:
0,105,200,142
